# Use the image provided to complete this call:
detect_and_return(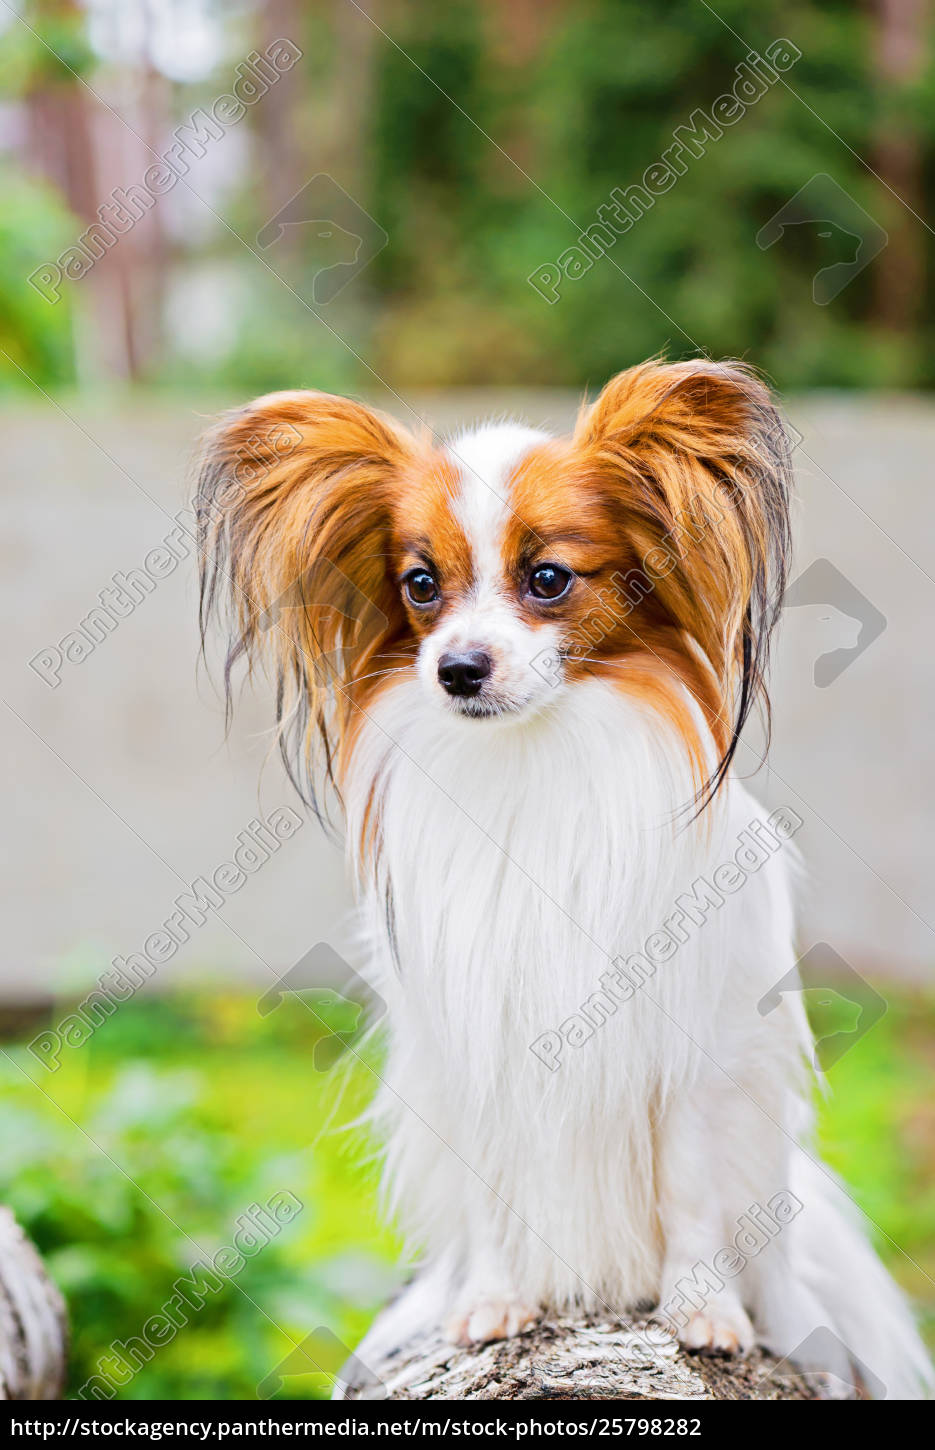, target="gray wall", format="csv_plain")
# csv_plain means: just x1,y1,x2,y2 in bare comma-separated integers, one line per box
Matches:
2,390,932,1002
